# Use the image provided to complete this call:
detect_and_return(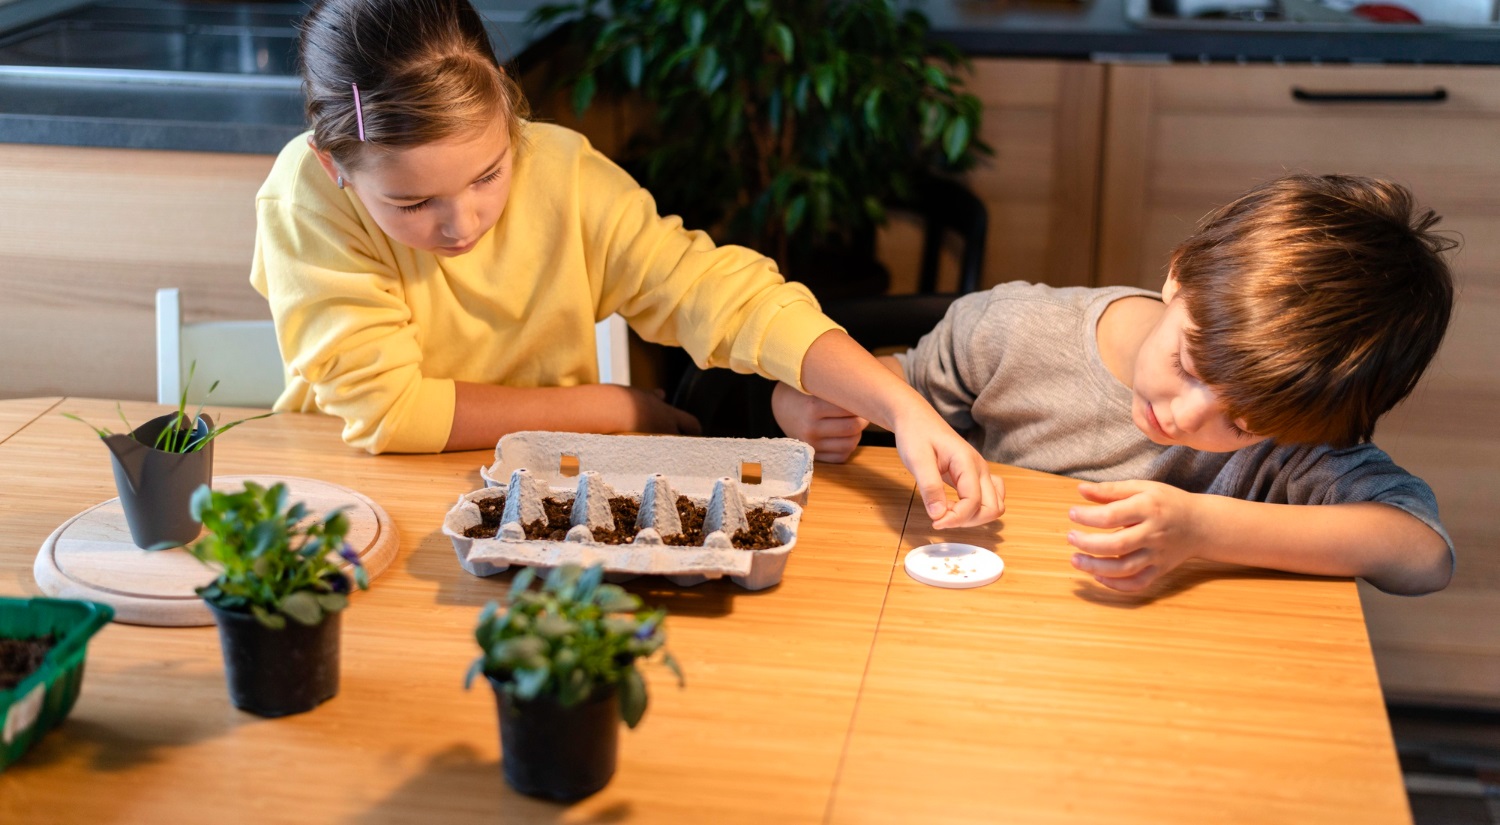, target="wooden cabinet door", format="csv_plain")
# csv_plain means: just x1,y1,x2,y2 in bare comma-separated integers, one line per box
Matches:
879,58,1105,293
0,145,275,401
1098,63,1500,706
